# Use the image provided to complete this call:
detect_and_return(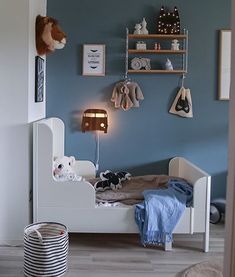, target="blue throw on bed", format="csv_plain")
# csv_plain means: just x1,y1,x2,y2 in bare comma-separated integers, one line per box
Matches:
135,179,193,246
